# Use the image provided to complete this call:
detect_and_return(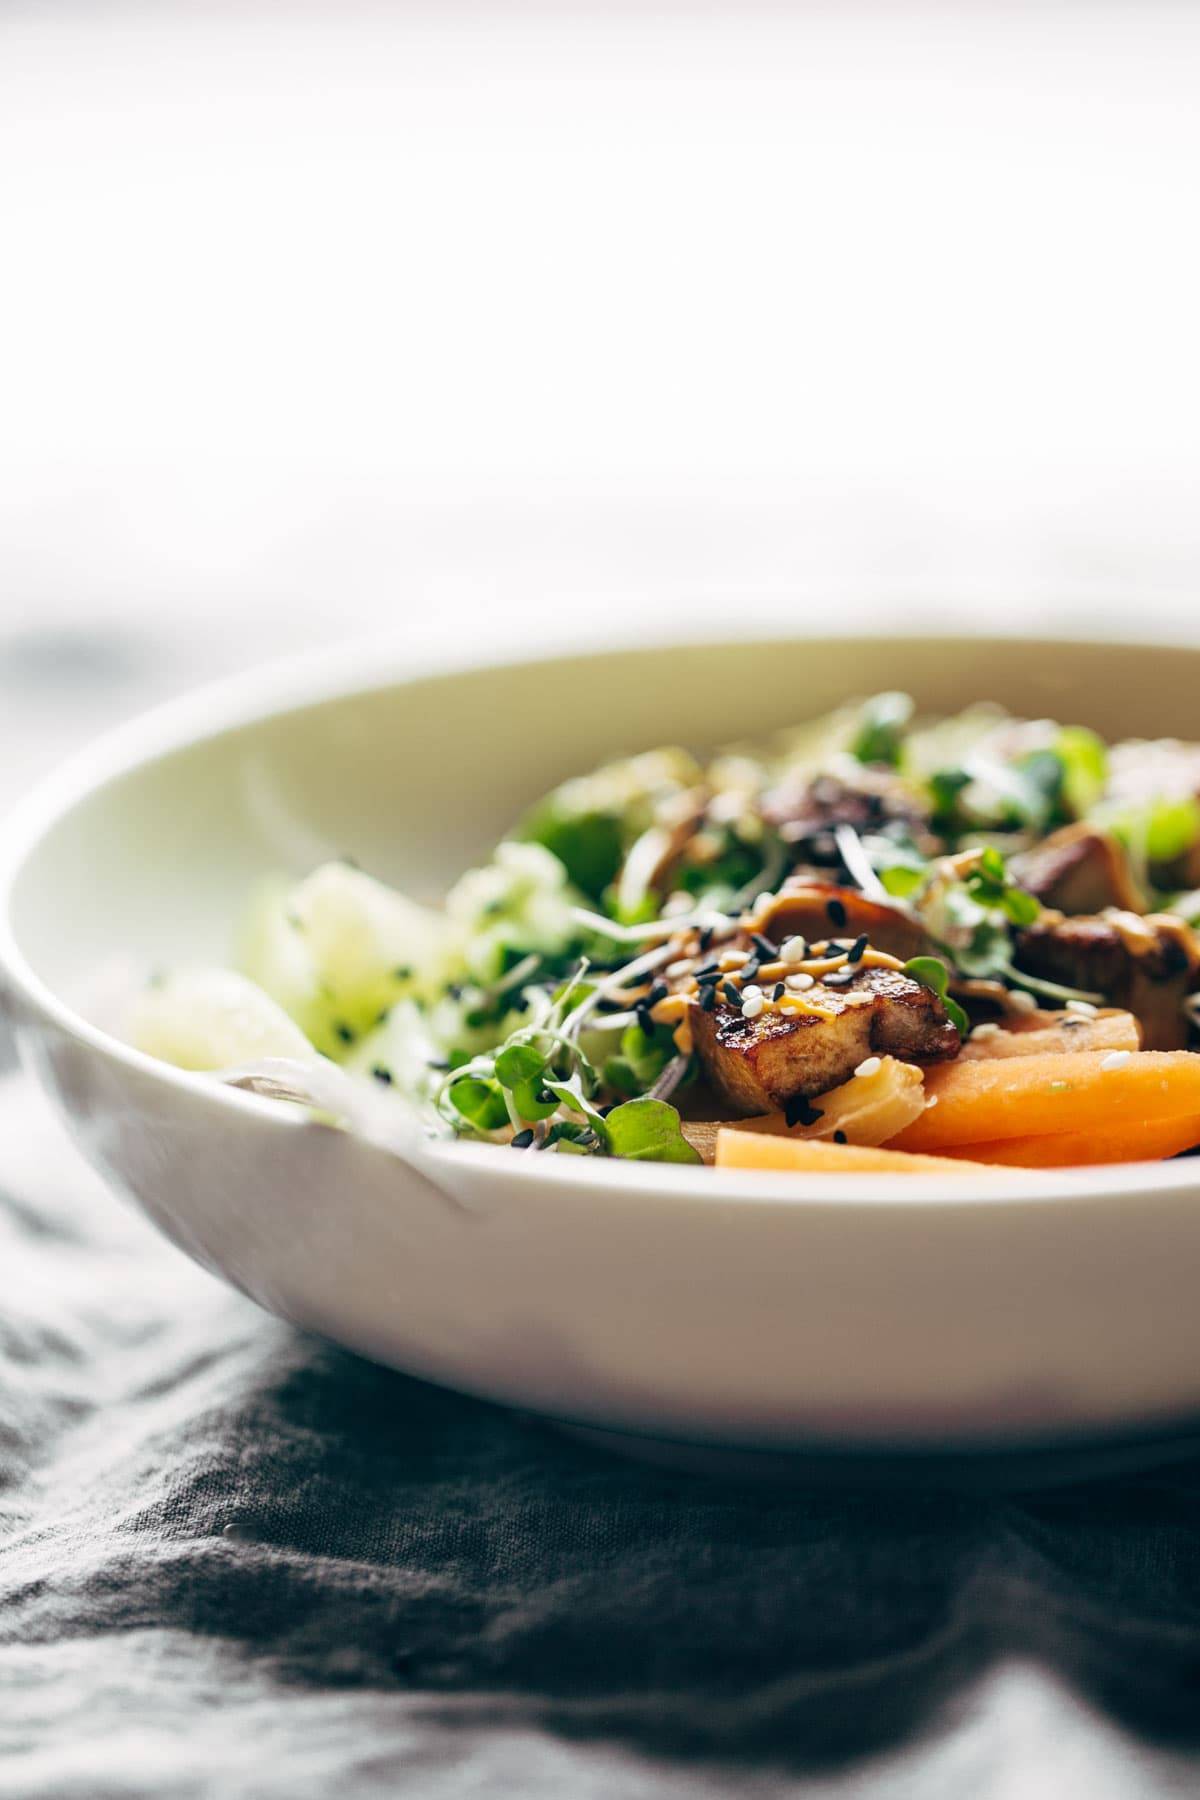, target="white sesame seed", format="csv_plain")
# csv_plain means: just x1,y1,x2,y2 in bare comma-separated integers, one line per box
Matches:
740,984,763,1001
786,971,815,992
665,959,693,979
1065,999,1099,1017
781,936,808,963
1007,990,1038,1014
1100,1050,1131,1070
971,1022,1001,1041
925,1094,939,1109
741,994,765,1020
854,1056,882,1078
